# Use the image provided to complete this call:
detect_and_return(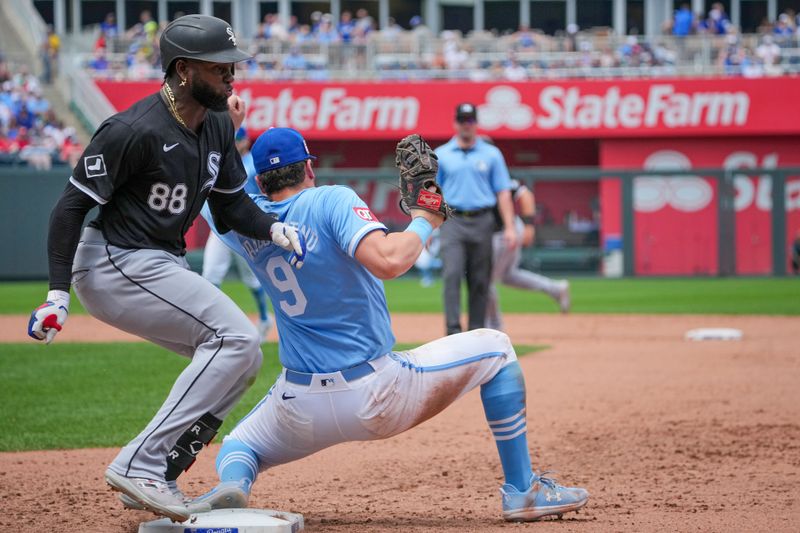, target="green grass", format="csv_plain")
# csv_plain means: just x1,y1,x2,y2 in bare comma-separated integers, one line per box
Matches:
3,277,798,315
0,342,543,452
